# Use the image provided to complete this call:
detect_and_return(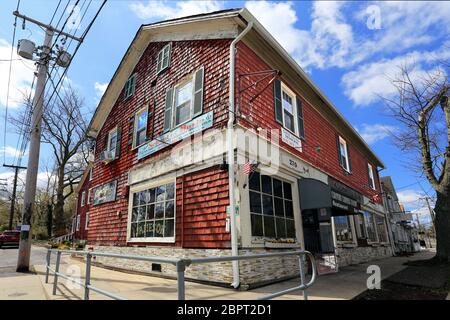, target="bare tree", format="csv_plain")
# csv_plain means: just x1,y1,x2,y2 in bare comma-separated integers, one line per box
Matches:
12,86,90,237
385,60,450,262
